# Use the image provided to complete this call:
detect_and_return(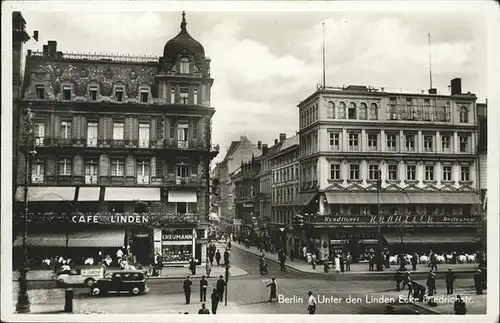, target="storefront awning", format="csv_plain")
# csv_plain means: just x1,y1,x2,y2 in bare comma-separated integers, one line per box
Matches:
104,187,160,201
78,187,101,201
384,232,479,244
13,233,68,247
168,190,197,203
325,192,410,204
291,193,316,206
406,192,481,204
15,186,76,202
68,230,126,248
